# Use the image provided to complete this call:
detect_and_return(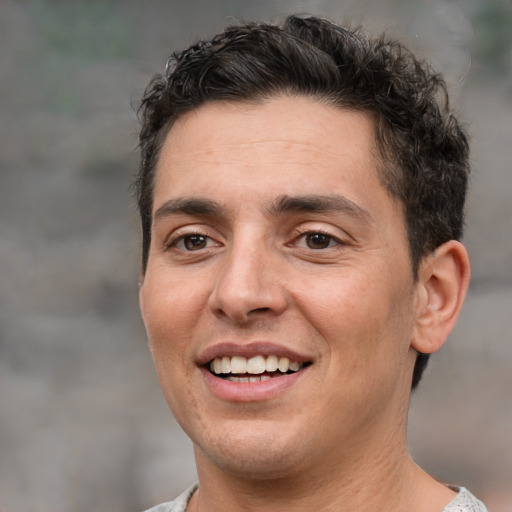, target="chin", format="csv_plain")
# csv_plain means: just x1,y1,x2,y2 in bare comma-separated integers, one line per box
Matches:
192,423,315,480
201,448,307,481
